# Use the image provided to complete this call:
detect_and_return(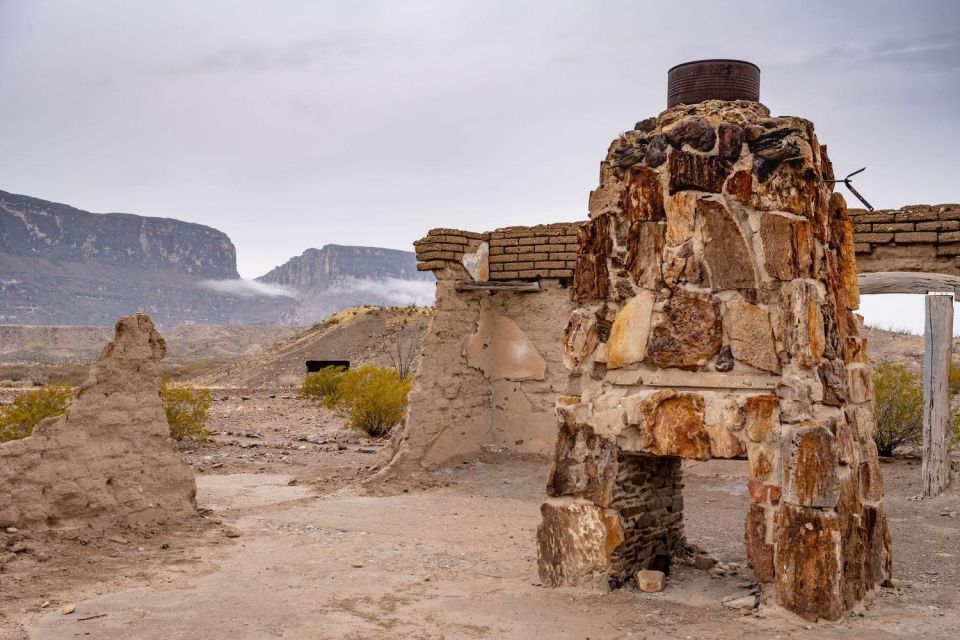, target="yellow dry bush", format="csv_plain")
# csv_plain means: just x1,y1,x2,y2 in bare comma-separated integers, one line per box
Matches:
0,384,72,442
334,366,411,437
160,378,212,443
299,367,346,408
